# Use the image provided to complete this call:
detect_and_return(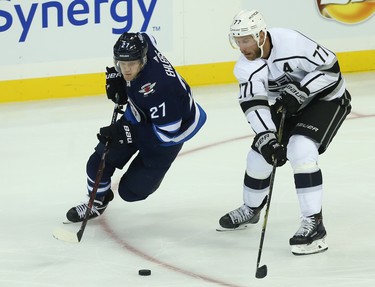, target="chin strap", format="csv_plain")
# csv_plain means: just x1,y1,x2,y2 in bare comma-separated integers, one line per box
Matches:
257,30,267,58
